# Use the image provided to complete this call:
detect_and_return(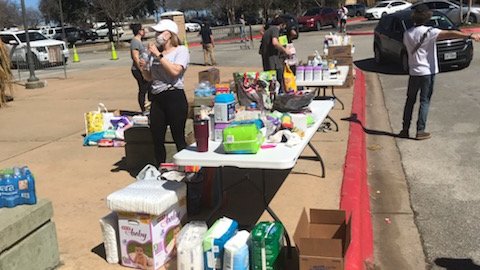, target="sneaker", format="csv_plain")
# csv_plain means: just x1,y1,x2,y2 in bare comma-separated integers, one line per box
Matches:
416,131,431,140
398,130,409,138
